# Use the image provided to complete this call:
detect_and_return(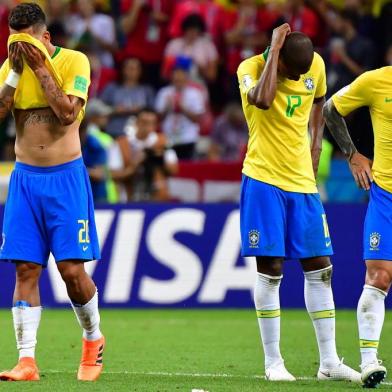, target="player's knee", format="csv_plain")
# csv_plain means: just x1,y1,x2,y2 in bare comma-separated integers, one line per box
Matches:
256,257,284,276
366,268,392,292
15,262,41,284
58,264,84,290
